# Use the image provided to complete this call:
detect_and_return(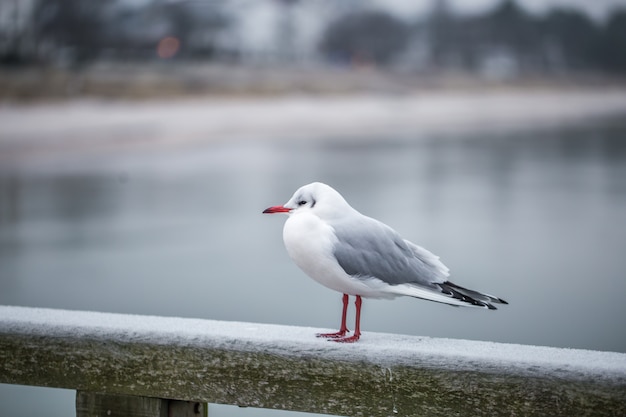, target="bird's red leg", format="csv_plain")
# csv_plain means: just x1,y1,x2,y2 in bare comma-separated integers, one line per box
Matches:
317,294,349,338
333,295,362,343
